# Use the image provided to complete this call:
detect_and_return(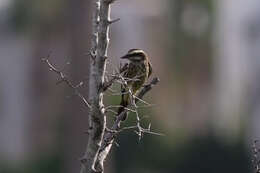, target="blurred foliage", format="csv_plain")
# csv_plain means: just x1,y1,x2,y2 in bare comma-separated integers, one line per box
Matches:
107,73,250,173
0,153,62,173
115,134,250,173
1,0,252,172
111,0,250,173
168,0,214,82
8,0,67,33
